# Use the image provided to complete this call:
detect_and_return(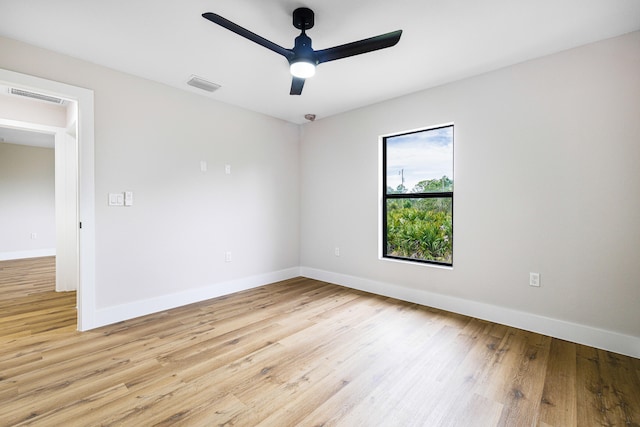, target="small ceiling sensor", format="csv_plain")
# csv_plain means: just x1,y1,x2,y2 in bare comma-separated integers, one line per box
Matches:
304,114,316,122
